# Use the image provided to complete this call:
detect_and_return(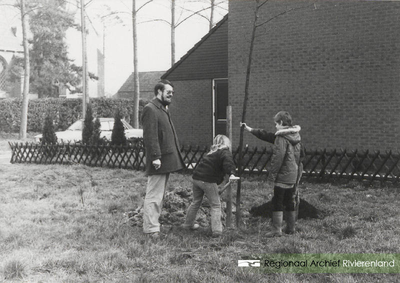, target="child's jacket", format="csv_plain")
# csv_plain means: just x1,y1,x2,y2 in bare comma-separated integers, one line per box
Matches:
192,148,236,185
268,127,302,185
